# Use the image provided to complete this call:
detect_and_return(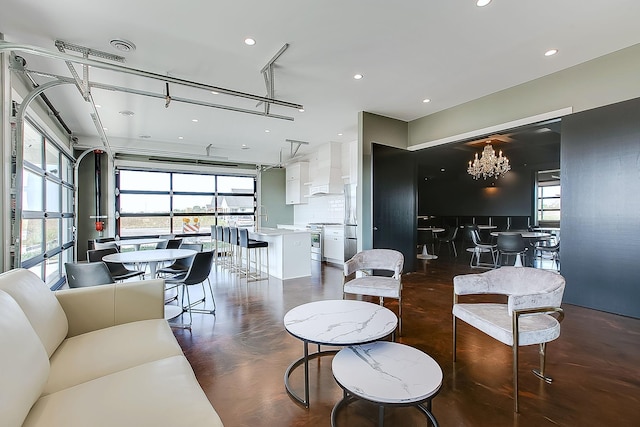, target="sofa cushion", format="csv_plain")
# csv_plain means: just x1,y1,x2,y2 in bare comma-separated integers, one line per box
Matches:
0,290,50,427
44,319,184,395
0,269,68,357
23,356,224,427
